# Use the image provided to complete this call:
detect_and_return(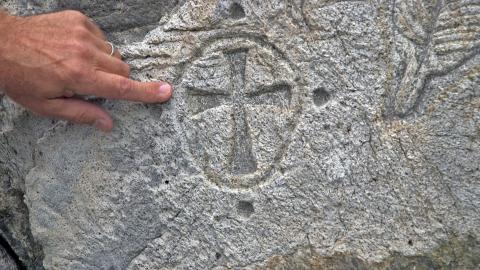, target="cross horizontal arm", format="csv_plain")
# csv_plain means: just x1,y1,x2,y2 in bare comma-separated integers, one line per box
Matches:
187,86,231,115
246,83,292,108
